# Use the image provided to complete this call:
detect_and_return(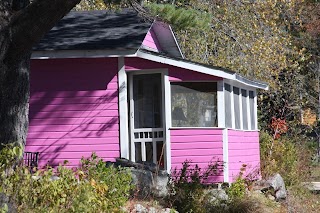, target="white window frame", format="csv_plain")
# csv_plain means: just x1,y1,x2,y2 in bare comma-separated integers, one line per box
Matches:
169,80,220,128
223,80,258,131
126,69,171,171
